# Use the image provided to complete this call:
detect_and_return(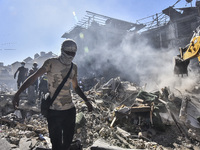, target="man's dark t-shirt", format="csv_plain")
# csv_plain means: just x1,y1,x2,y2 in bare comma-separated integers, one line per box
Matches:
17,66,27,81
